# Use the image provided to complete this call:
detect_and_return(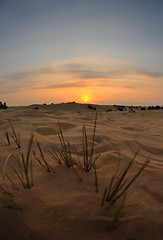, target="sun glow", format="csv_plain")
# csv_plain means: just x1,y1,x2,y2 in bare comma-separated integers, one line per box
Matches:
81,94,90,103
